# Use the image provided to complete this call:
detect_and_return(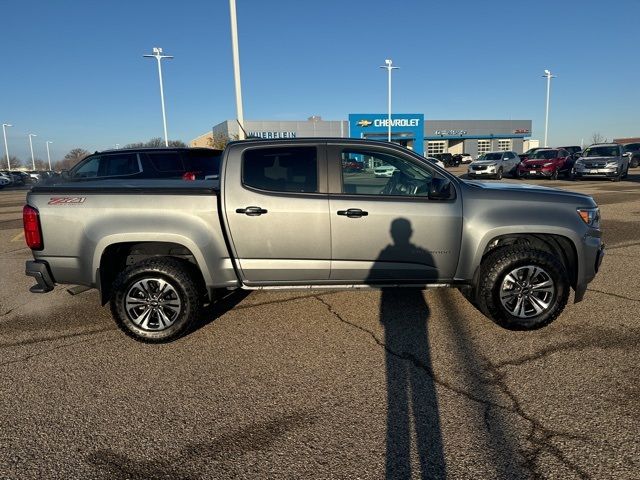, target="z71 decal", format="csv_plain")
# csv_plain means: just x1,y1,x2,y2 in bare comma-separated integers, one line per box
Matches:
48,197,86,205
